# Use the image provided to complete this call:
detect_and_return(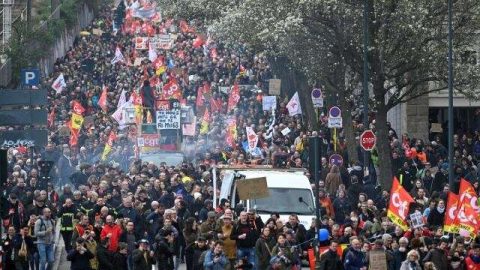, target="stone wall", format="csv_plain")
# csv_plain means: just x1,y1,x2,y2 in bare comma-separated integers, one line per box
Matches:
38,4,95,77
404,95,430,141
